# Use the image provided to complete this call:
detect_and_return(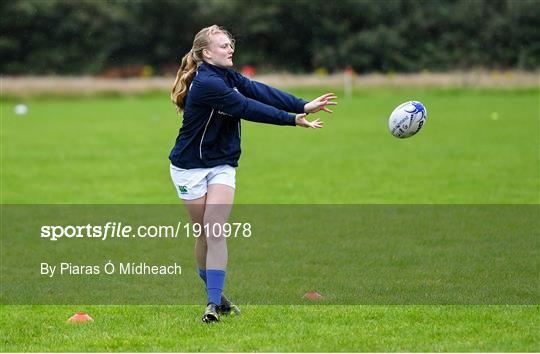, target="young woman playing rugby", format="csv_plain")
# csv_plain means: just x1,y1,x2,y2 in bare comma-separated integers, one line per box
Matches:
170,25,337,322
